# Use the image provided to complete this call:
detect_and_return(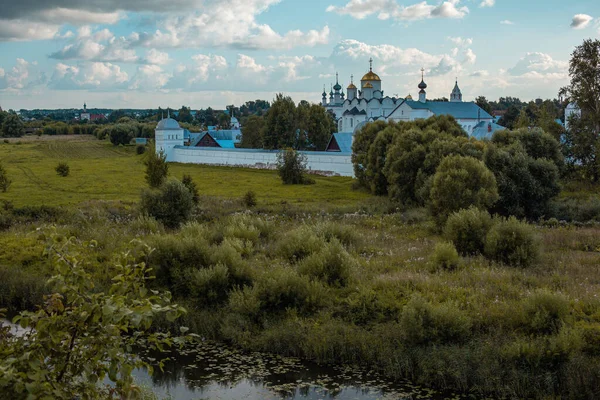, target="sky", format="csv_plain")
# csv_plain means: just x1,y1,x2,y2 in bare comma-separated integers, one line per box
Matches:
0,0,599,110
